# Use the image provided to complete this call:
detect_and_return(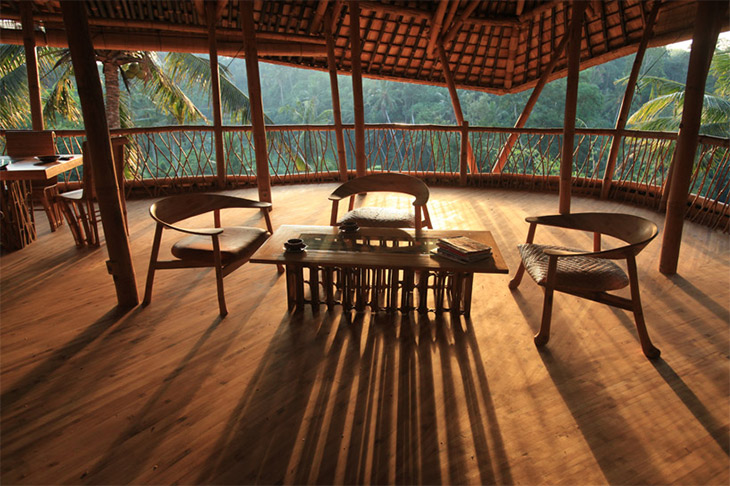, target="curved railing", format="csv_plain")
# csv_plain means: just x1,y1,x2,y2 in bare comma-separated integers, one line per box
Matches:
1,124,728,230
